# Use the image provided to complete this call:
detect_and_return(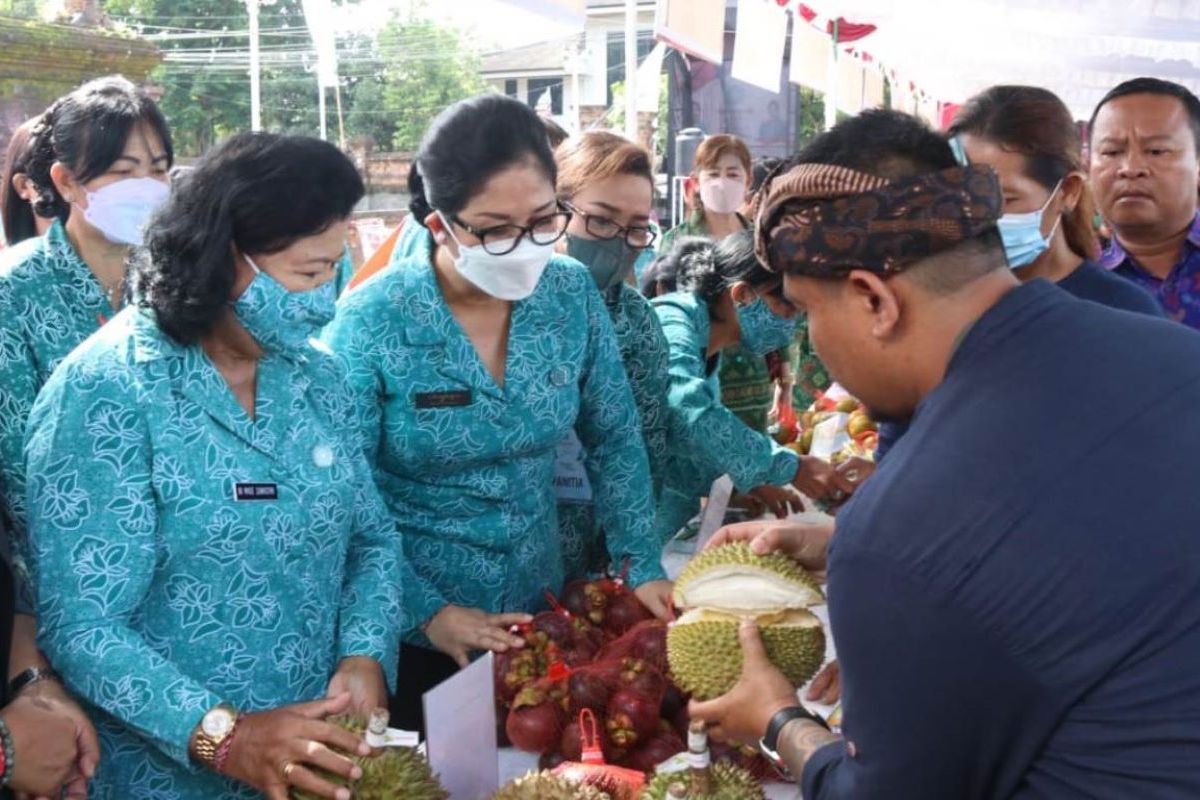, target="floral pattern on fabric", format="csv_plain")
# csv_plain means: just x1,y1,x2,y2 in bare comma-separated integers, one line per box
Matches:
0,221,117,607
322,255,663,643
791,316,832,410
650,291,799,540
25,308,404,800
1099,212,1200,330
558,284,669,580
